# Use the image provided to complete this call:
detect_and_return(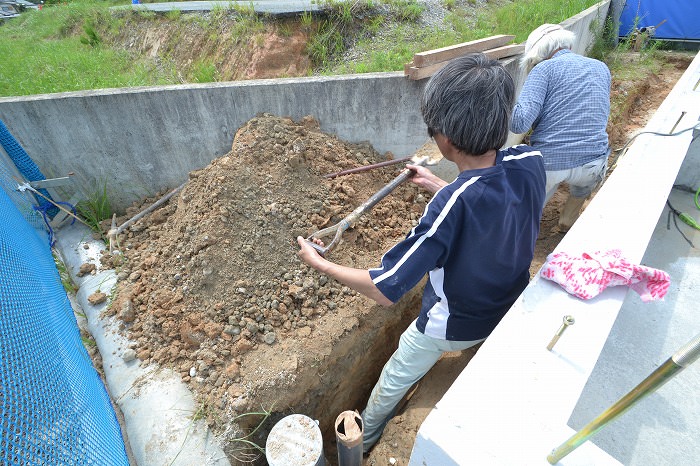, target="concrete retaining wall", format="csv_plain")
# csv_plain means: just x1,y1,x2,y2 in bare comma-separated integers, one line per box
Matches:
0,1,609,212
0,76,427,211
